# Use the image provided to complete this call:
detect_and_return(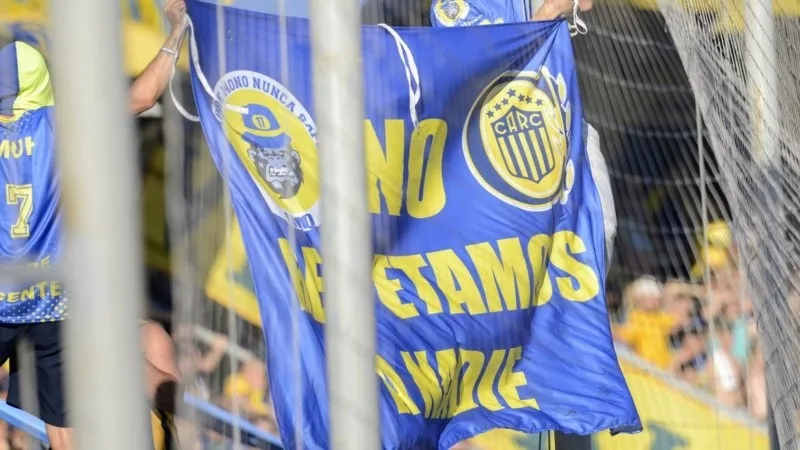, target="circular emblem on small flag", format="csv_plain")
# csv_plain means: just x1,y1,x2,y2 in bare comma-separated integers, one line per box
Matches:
214,70,320,230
